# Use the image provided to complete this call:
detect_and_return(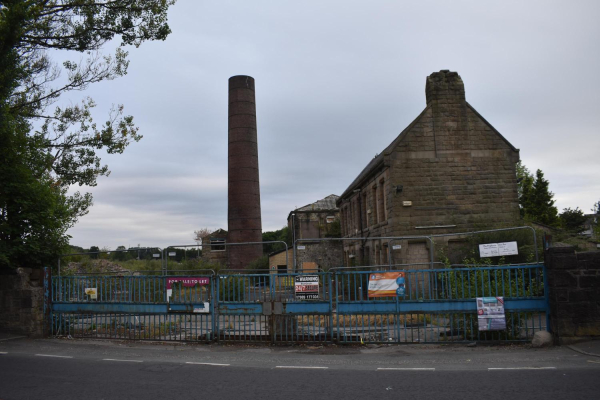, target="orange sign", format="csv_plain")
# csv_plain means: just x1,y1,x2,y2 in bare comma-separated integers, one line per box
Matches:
368,272,405,298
